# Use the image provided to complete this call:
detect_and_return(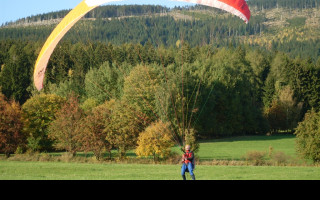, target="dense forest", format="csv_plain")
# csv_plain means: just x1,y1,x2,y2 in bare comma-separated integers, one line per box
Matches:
1,1,320,156
0,6,266,47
